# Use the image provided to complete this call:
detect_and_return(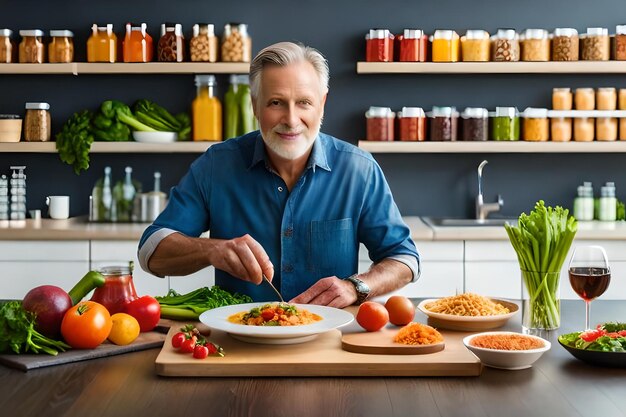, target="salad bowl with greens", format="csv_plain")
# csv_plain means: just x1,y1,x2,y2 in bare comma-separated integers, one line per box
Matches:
558,322,626,367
